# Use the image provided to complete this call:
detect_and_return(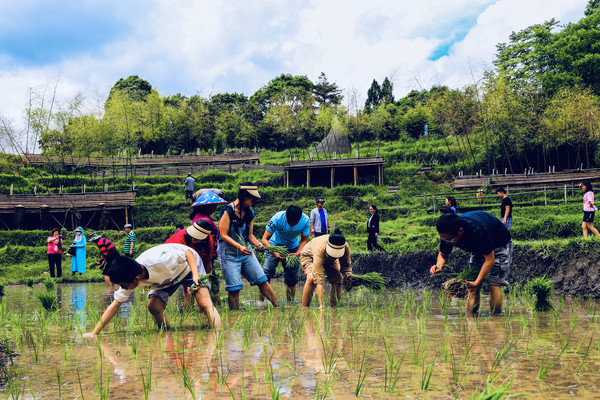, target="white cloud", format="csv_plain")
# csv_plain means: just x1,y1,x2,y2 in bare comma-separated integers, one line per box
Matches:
0,0,590,139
